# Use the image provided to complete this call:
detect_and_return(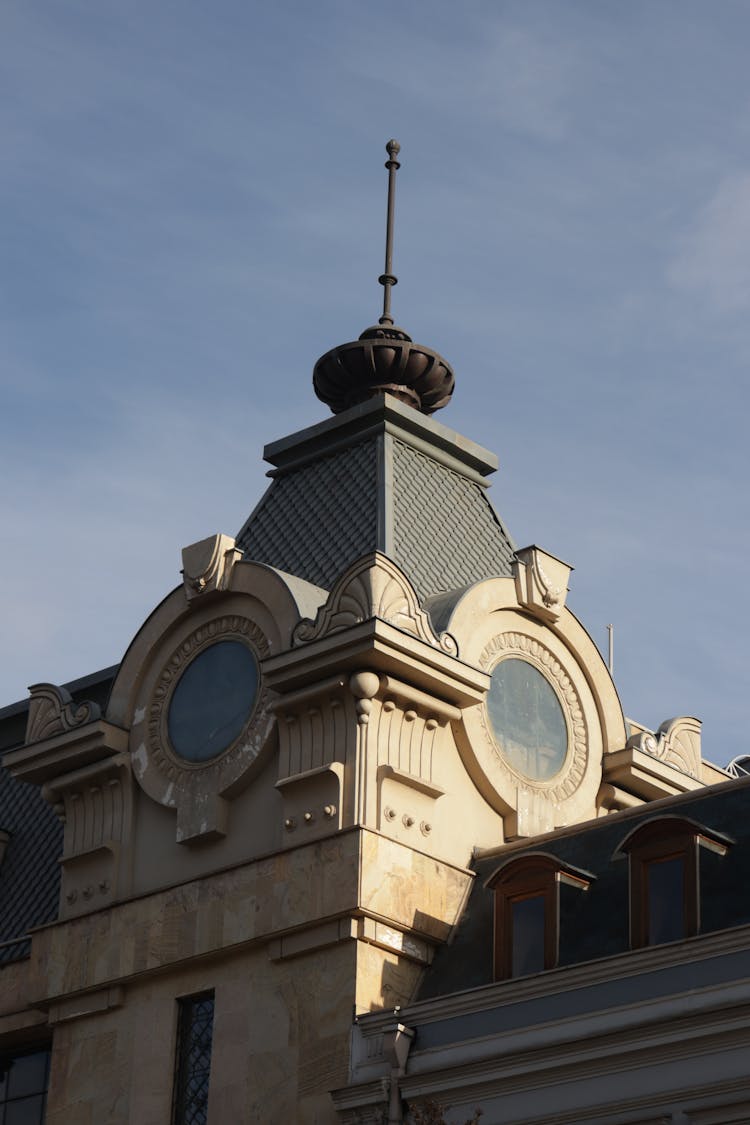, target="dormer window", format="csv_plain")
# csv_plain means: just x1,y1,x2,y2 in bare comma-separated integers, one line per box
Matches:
616,816,731,949
486,854,592,980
